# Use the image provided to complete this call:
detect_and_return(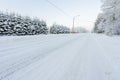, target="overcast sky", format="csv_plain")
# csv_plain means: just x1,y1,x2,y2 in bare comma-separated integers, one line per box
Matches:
0,0,102,31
